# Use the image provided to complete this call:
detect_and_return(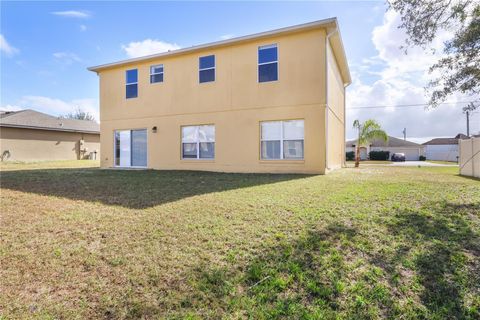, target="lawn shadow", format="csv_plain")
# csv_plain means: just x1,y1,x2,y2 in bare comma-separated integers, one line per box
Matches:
457,174,480,182
165,222,400,319
166,201,480,319
375,202,480,319
0,168,313,209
